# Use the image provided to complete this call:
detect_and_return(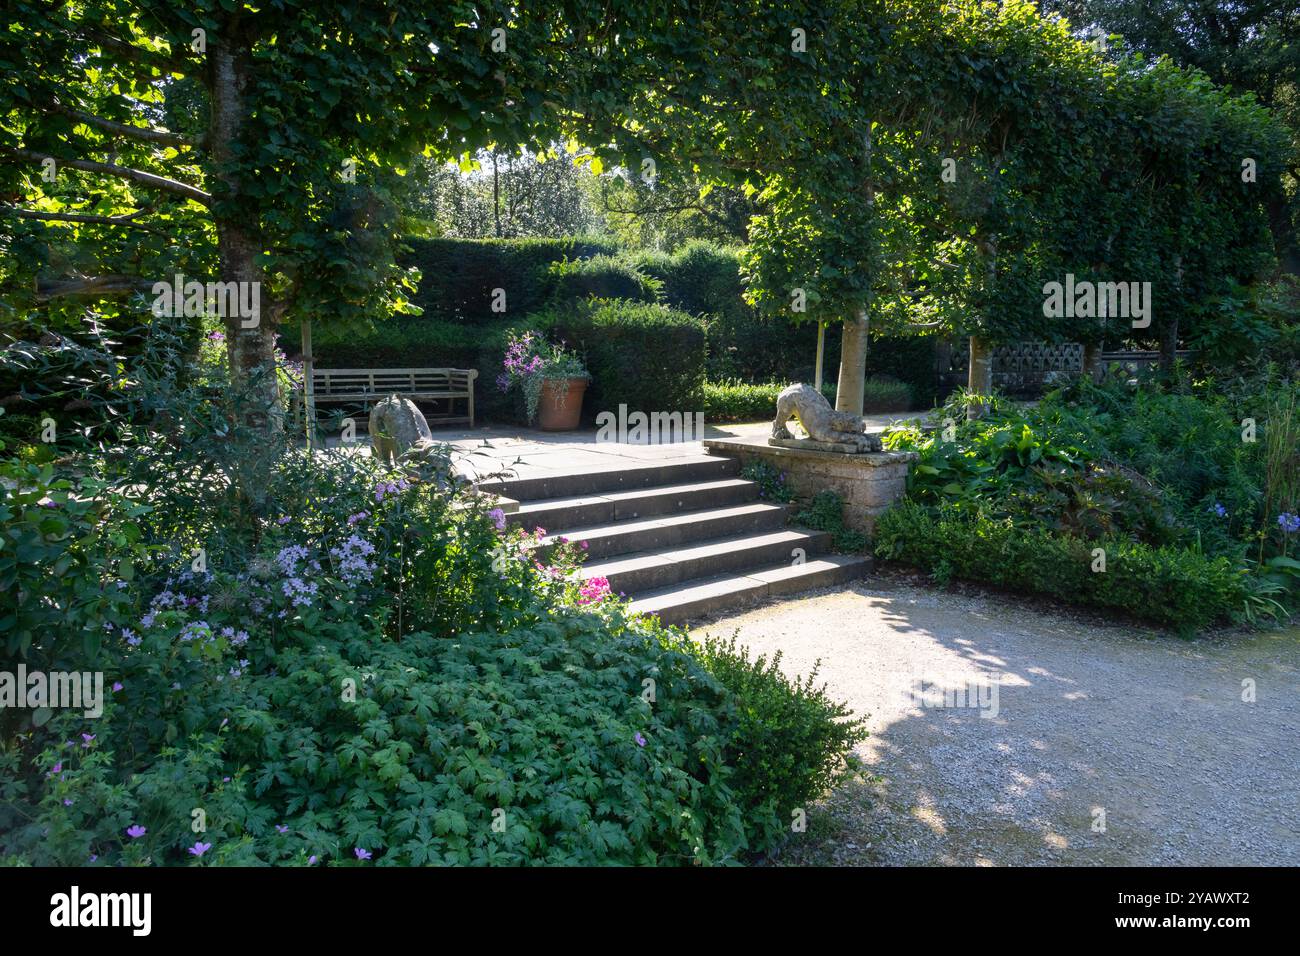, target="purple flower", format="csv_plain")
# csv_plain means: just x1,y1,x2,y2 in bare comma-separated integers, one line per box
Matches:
207,331,225,342
276,825,289,834
63,798,73,806
126,825,147,839
488,508,506,530
1278,512,1300,534
187,842,212,857
1209,503,1228,518
308,855,318,865
112,682,123,692
354,847,372,860
634,732,647,747
277,515,292,526
80,734,95,748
